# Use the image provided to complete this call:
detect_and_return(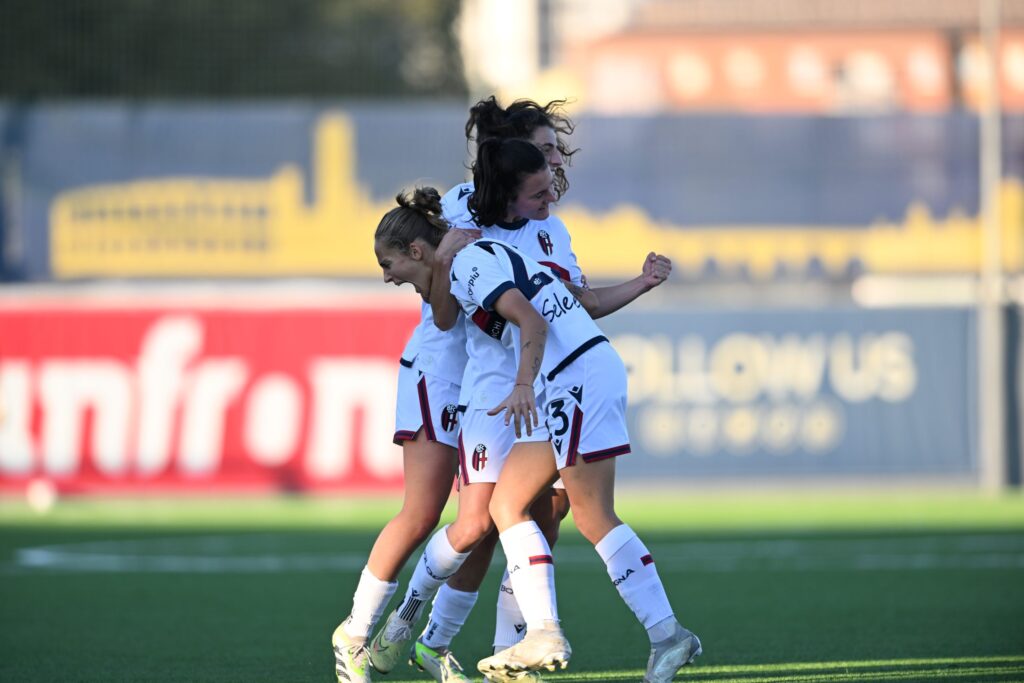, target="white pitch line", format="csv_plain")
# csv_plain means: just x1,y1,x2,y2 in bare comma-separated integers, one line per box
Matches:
8,533,1024,574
